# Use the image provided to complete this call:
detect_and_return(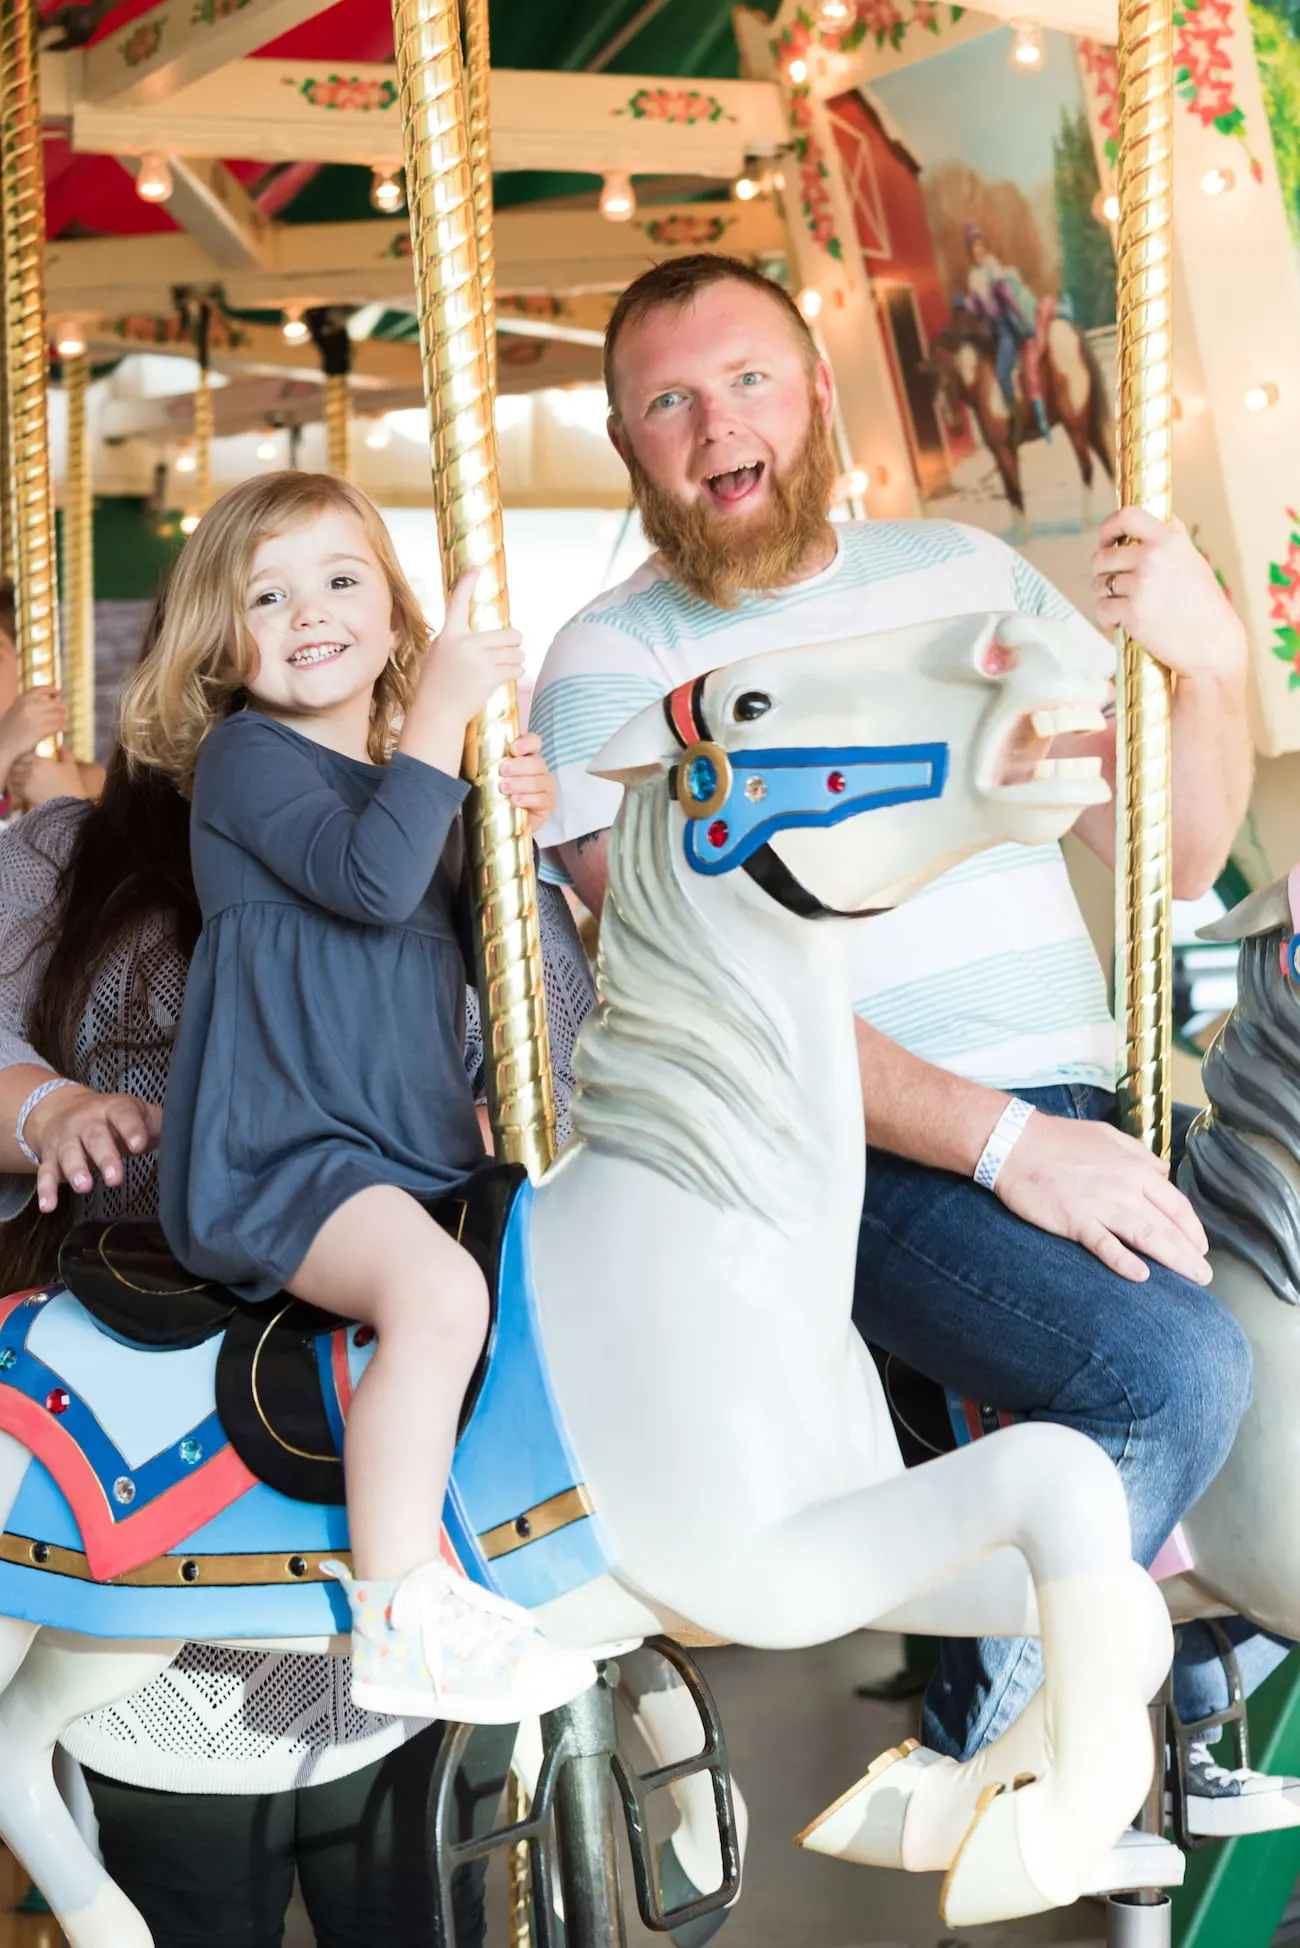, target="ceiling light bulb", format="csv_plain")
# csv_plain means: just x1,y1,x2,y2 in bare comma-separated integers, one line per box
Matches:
282,306,309,344
1187,393,1209,416
55,321,86,358
179,511,200,535
846,465,869,498
1201,166,1235,197
787,56,808,83
1103,192,1119,222
364,417,392,450
1245,382,1280,412
734,173,760,202
599,171,636,222
1008,21,1045,70
797,286,823,320
819,0,852,21
135,153,174,203
369,167,405,215
174,443,197,475
255,434,278,462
